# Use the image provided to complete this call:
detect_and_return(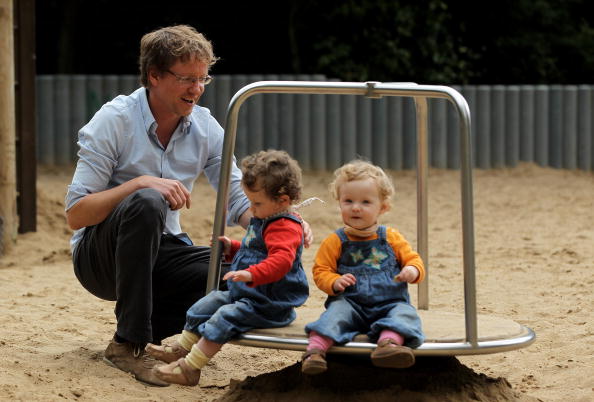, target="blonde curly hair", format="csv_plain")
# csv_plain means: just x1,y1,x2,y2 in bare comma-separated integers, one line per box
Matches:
329,159,394,206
